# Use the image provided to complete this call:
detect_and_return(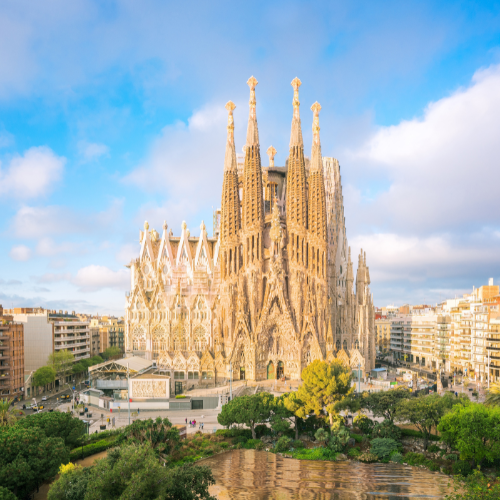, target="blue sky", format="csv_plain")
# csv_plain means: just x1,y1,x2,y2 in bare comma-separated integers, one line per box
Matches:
1,0,500,315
